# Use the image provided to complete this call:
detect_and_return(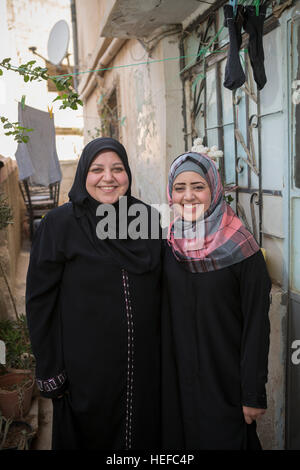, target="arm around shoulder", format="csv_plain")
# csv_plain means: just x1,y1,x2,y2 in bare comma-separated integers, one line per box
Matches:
26,213,68,398
238,250,272,409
